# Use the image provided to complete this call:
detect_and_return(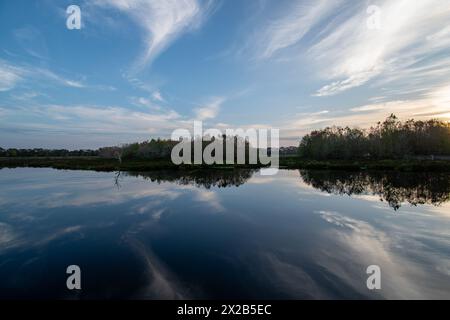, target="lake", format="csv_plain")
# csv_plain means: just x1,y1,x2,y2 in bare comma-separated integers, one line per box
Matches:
0,168,449,299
